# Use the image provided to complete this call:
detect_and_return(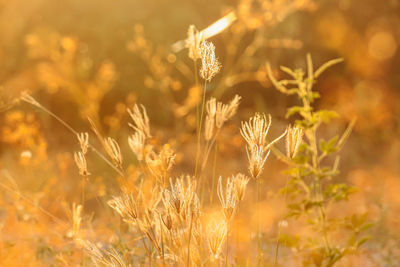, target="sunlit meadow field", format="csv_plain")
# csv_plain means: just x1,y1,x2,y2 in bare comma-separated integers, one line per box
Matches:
0,0,399,266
